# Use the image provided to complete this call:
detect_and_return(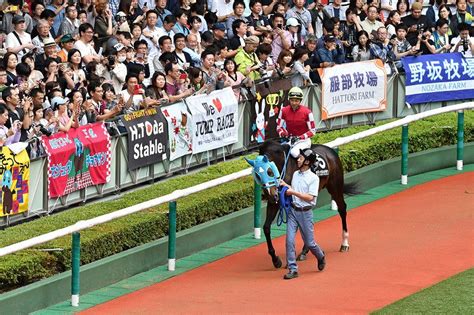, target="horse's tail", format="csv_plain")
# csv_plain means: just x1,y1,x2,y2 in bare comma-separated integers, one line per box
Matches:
343,181,362,196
